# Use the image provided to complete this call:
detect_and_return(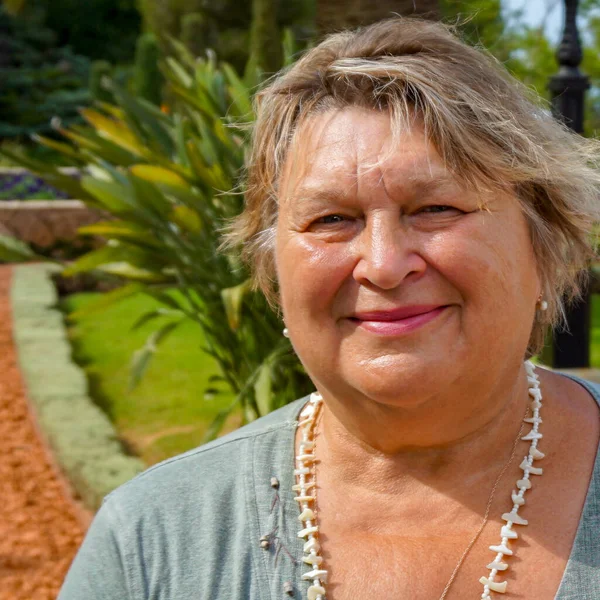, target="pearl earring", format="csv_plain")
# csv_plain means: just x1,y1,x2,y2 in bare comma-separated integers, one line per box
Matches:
537,295,548,311
283,328,290,338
